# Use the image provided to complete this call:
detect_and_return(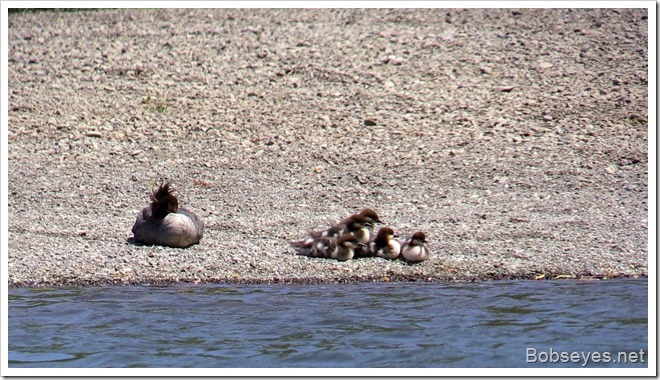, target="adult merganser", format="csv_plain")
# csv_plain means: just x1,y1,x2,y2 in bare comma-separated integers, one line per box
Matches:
131,181,203,248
